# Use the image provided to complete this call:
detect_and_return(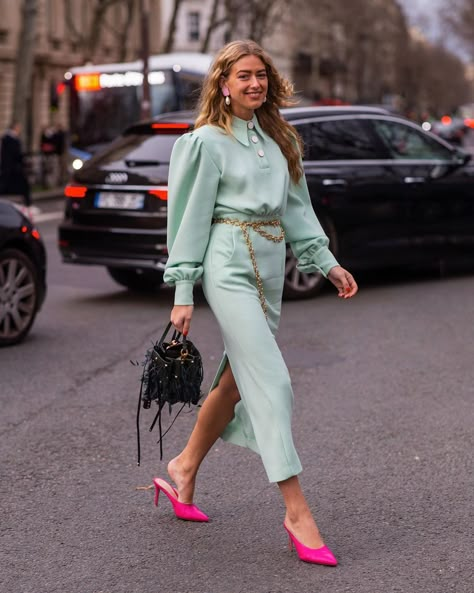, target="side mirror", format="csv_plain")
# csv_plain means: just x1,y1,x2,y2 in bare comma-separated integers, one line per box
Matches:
452,149,471,166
